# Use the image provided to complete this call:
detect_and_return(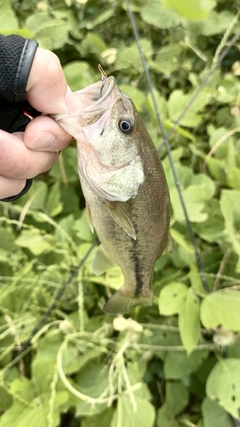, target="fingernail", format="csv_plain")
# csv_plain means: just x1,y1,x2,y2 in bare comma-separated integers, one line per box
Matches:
32,131,56,150
64,85,84,113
